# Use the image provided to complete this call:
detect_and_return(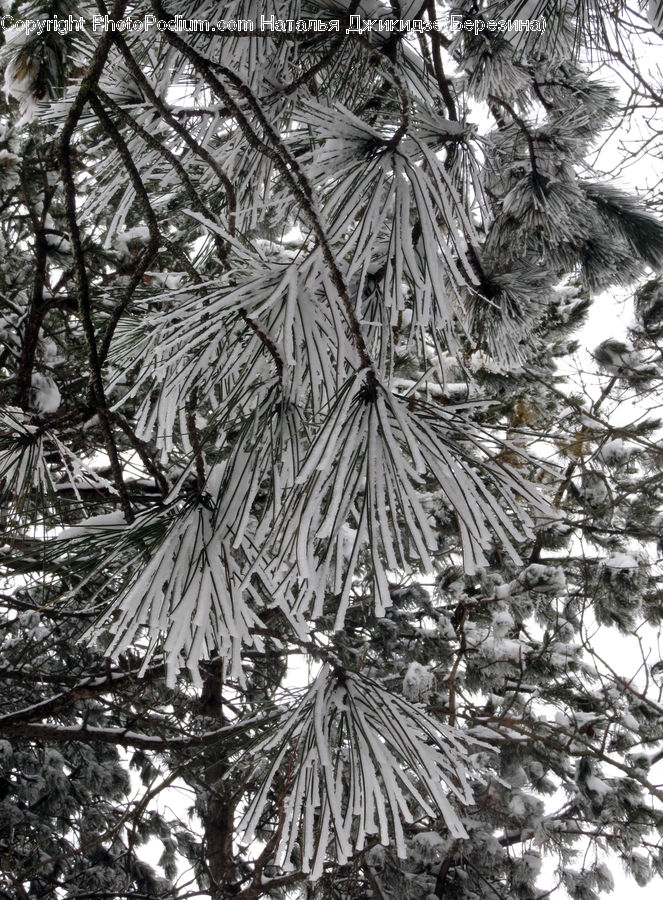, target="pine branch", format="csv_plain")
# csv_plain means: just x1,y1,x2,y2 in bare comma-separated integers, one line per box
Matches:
185,387,206,494
487,94,539,179
0,665,165,726
150,0,375,375
111,28,238,239
55,3,133,523
14,165,55,409
0,712,276,750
